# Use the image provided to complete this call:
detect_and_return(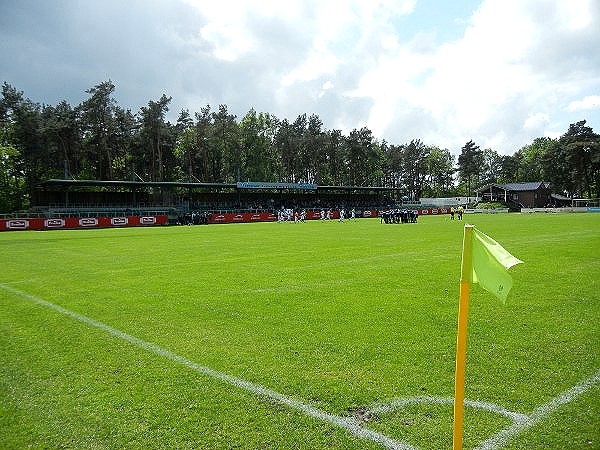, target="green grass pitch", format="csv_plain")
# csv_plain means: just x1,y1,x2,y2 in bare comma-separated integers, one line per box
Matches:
1,213,599,449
